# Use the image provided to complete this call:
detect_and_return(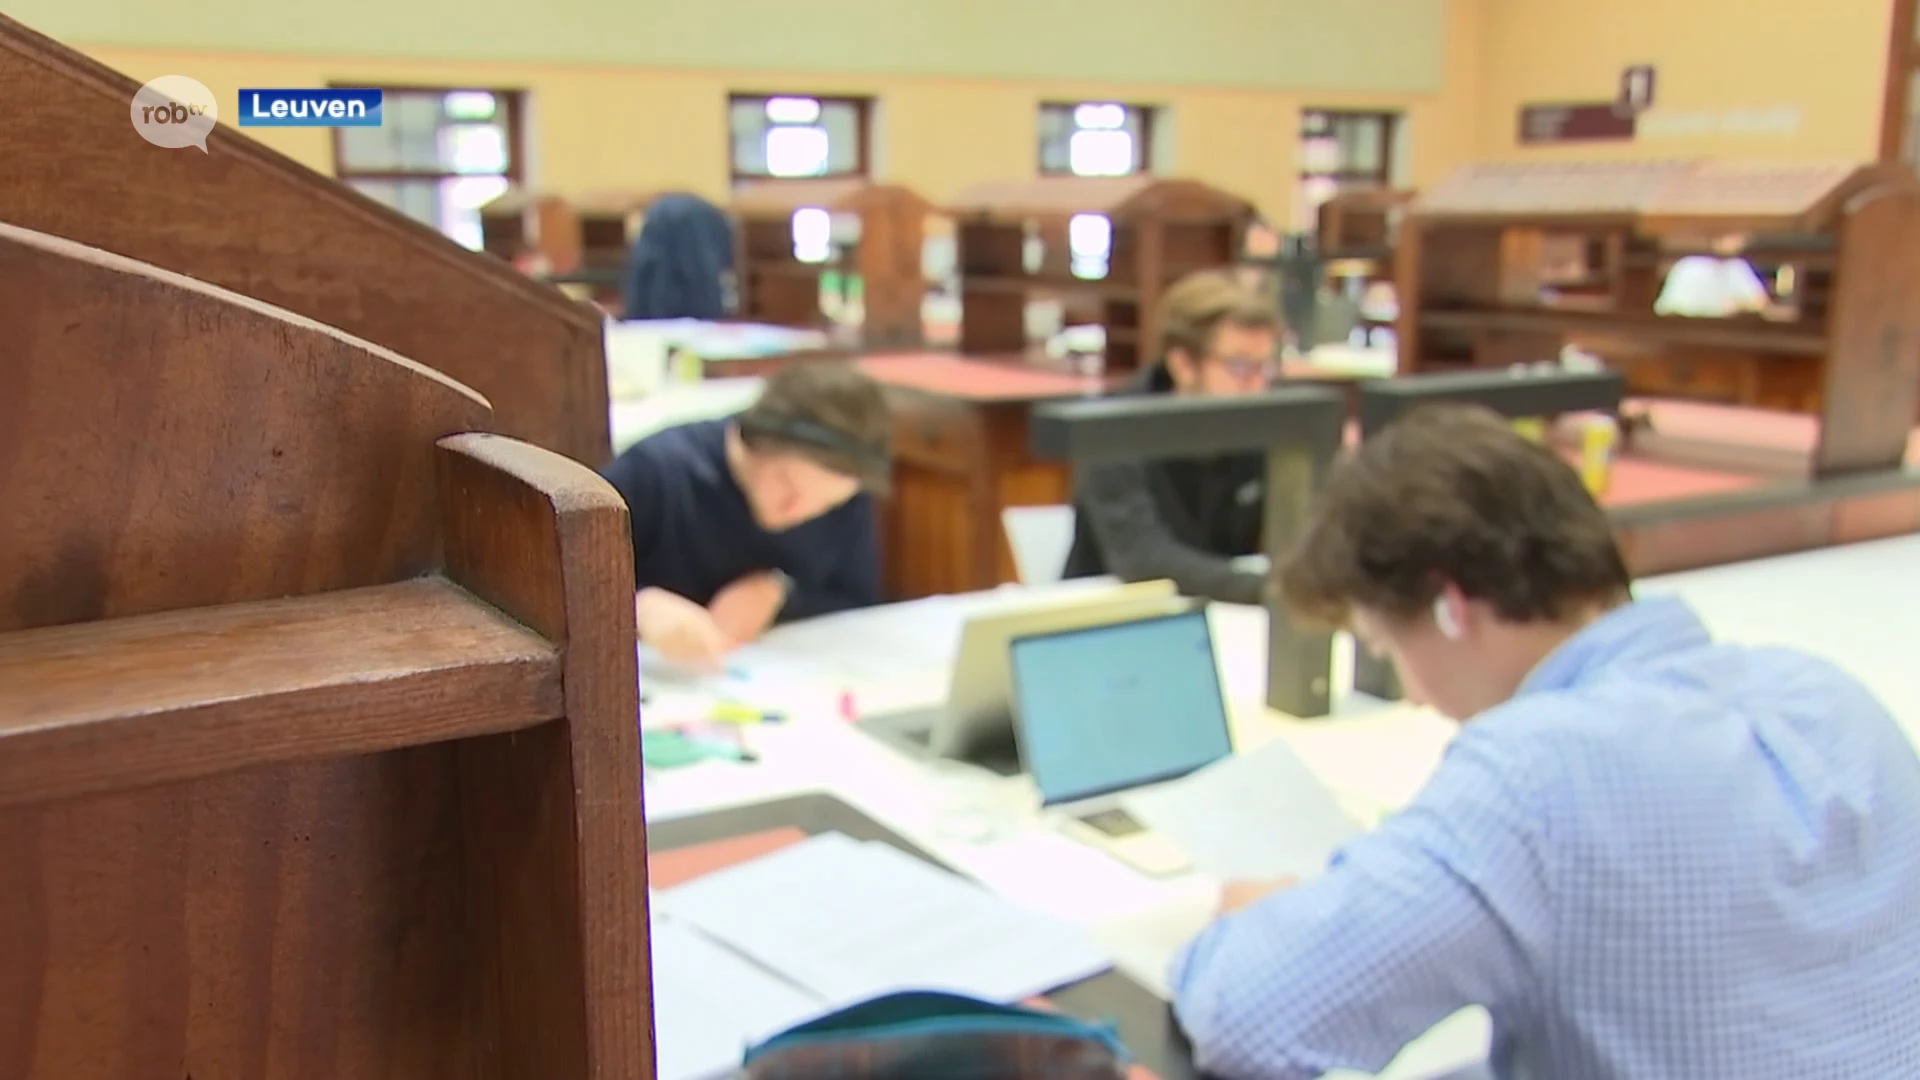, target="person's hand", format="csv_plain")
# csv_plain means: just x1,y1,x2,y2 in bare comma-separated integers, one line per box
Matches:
1218,877,1297,916
635,588,734,670
708,571,788,644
